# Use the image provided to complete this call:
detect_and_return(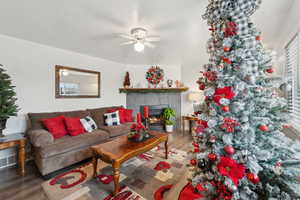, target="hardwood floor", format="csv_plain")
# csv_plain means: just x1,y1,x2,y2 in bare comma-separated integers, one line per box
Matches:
0,131,193,200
